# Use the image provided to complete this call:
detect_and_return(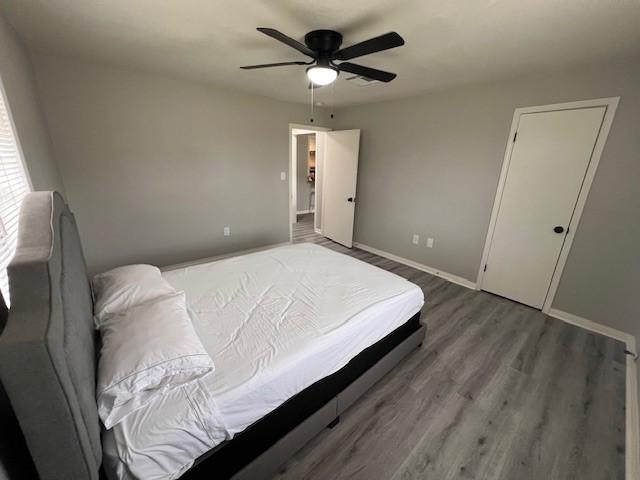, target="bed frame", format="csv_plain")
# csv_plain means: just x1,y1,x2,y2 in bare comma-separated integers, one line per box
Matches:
0,192,425,480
